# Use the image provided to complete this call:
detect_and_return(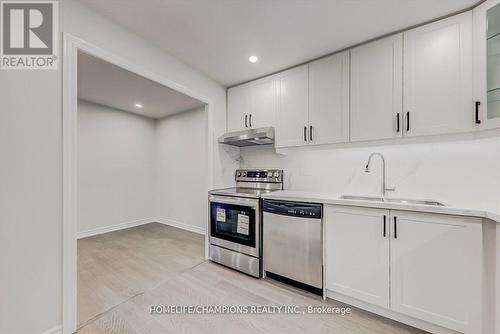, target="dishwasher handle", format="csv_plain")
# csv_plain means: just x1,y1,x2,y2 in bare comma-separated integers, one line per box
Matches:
263,200,322,219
